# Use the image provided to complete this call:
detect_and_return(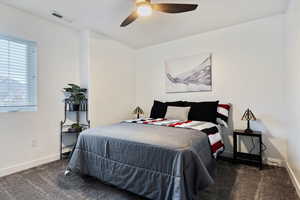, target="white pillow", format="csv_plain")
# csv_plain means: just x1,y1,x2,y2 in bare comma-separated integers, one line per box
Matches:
165,106,191,121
